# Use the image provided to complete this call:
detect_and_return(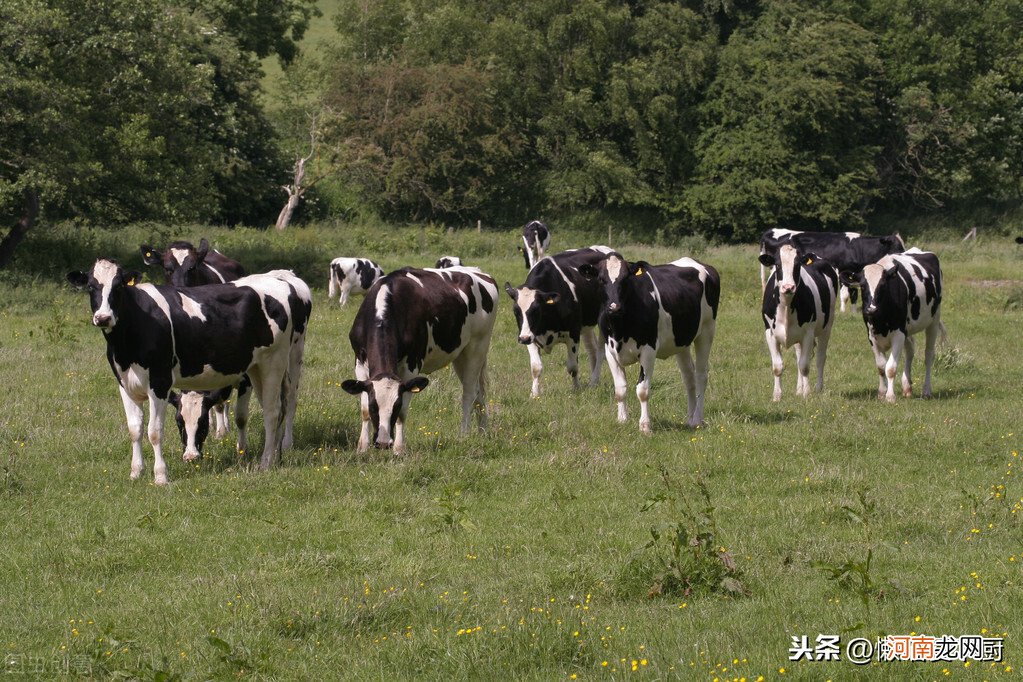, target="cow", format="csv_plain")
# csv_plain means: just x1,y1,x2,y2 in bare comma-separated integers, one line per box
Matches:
435,256,462,268
168,378,251,462
840,248,944,403
1015,236,1023,244
504,245,613,397
583,253,719,433
520,220,551,269
67,260,312,483
341,266,498,453
140,239,246,287
759,244,838,401
759,229,905,311
328,257,385,306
